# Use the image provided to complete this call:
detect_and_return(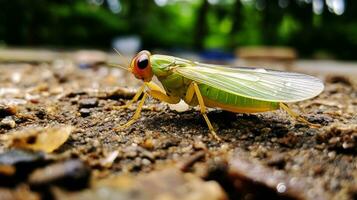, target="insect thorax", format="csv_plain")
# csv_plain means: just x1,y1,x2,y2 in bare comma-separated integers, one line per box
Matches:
157,73,192,99
151,54,193,99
